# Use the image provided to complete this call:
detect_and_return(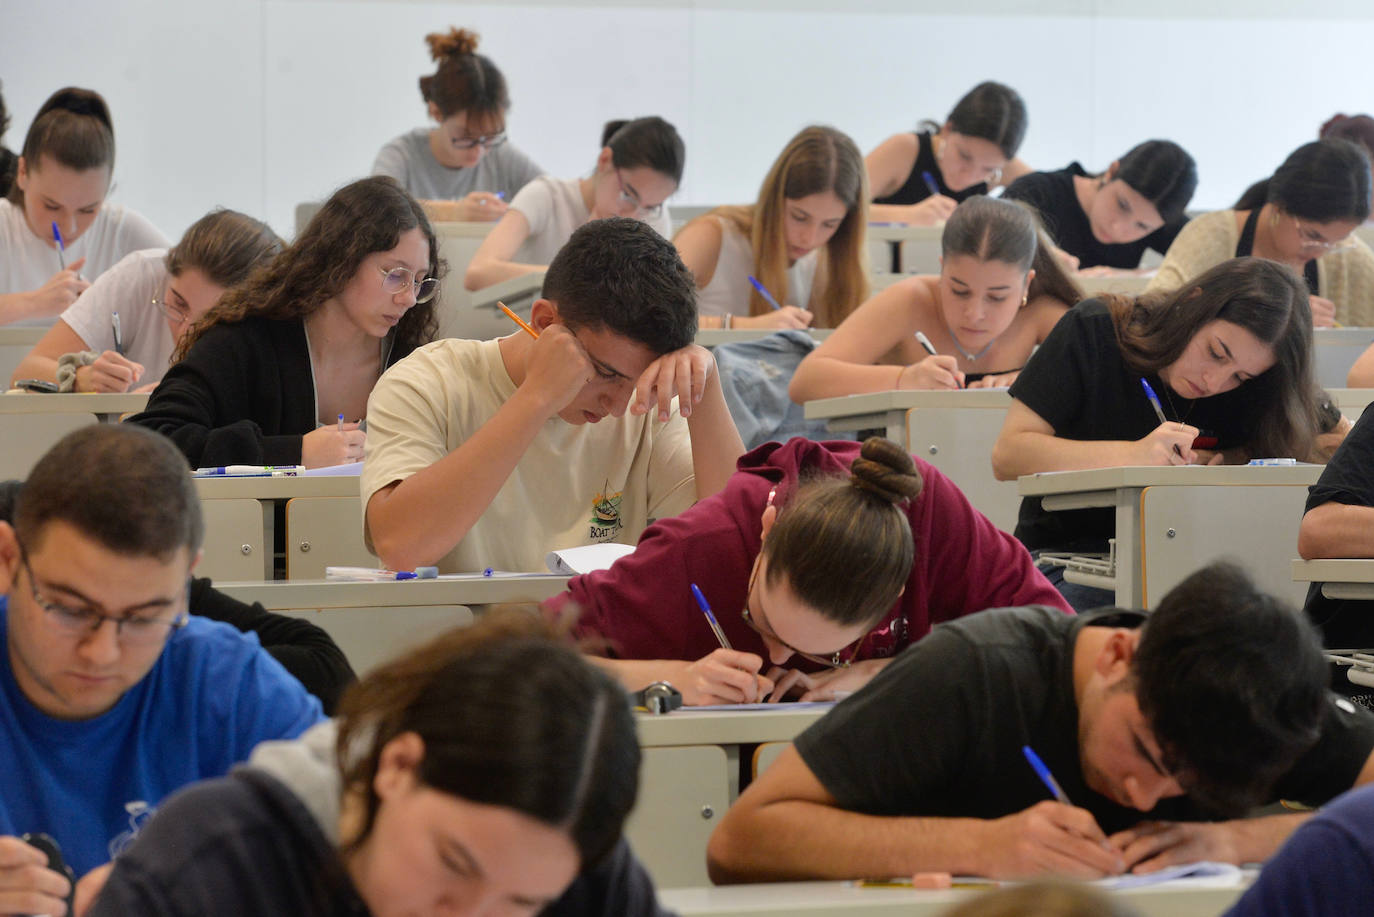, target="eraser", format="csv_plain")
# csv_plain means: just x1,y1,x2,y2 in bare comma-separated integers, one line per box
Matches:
415,566,439,579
